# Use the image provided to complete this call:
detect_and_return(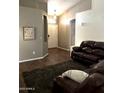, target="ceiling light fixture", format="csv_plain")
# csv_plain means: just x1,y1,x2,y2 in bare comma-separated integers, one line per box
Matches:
53,10,57,20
